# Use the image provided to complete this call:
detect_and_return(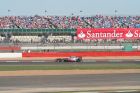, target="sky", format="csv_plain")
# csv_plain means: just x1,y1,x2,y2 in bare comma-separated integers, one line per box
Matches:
0,0,140,16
